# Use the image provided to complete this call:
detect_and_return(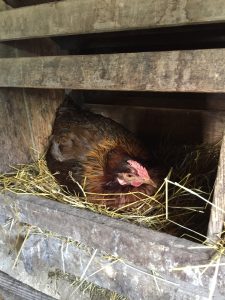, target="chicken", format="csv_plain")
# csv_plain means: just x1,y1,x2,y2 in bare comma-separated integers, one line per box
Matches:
46,98,161,208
